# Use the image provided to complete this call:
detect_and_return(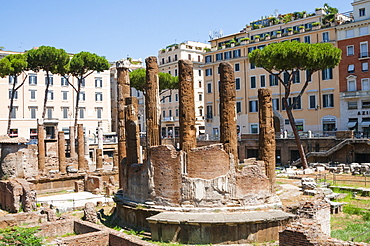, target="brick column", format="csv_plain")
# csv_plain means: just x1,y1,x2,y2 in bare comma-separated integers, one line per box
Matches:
145,56,160,148
37,122,45,173
96,149,103,171
69,125,77,158
258,88,276,193
219,62,238,165
58,131,66,174
125,97,140,166
116,60,131,186
77,124,85,171
179,59,196,152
